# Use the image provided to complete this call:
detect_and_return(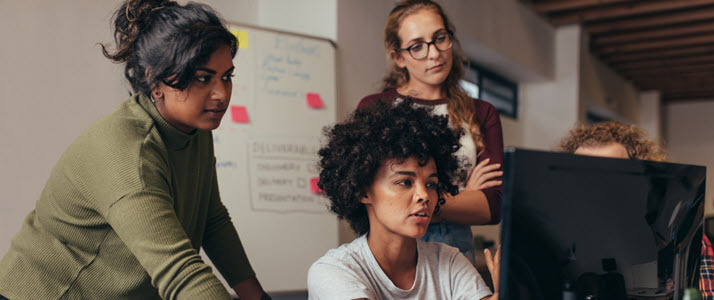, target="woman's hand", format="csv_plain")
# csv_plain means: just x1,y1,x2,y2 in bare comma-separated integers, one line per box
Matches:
483,245,501,299
465,158,502,192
